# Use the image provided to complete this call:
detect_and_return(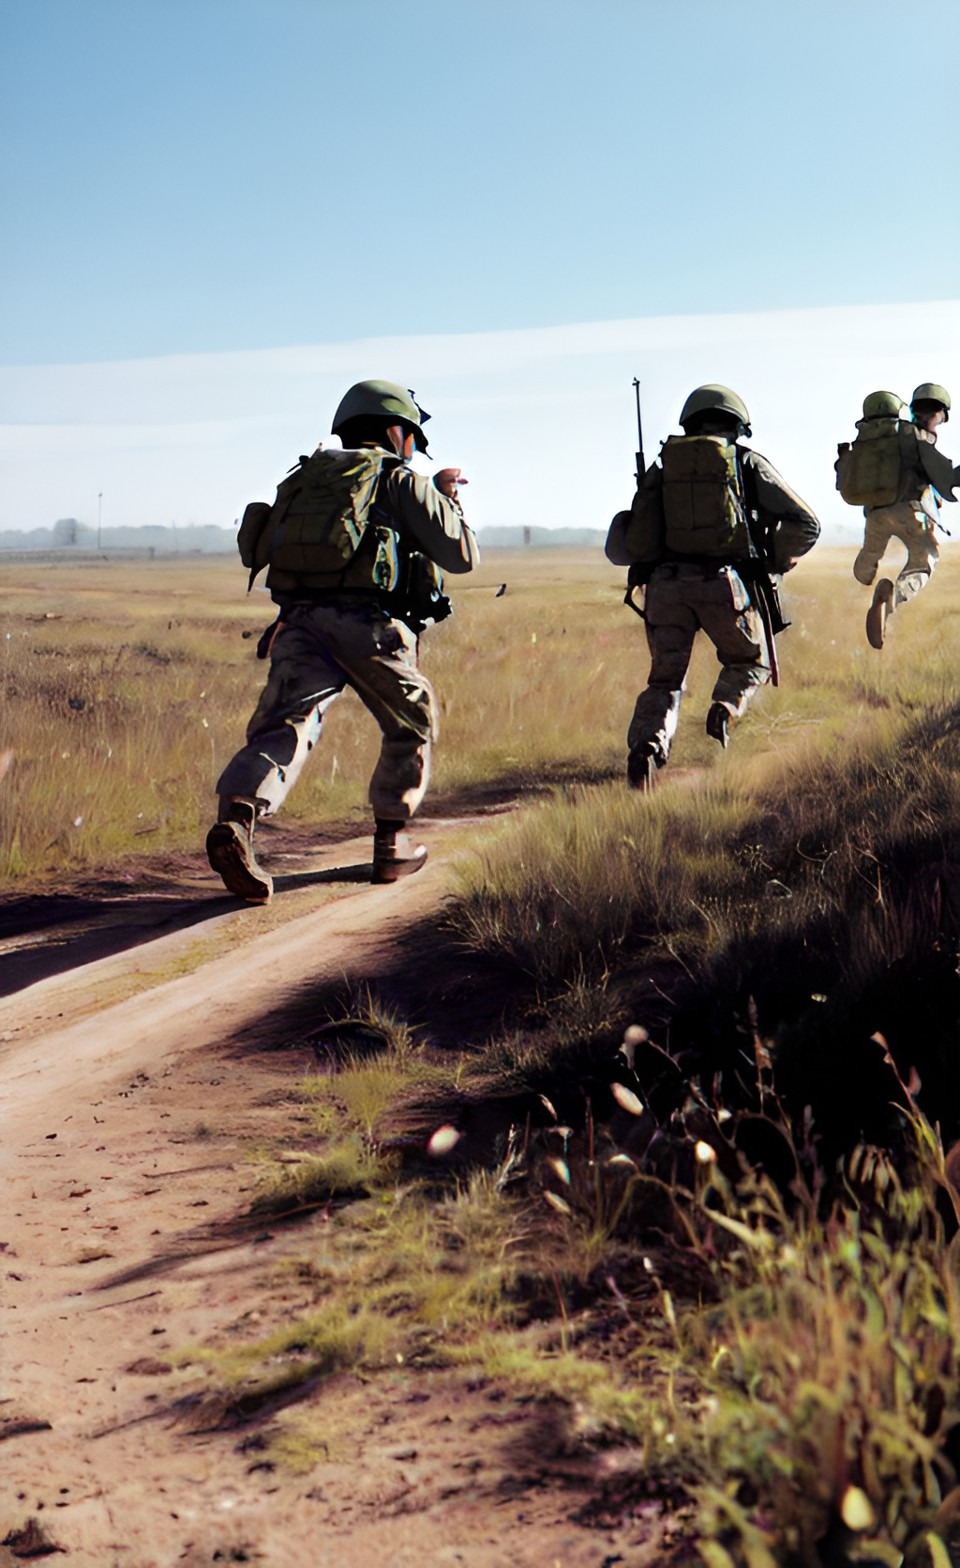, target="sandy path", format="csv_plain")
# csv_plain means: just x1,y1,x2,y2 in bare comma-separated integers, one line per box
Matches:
0,825,669,1567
